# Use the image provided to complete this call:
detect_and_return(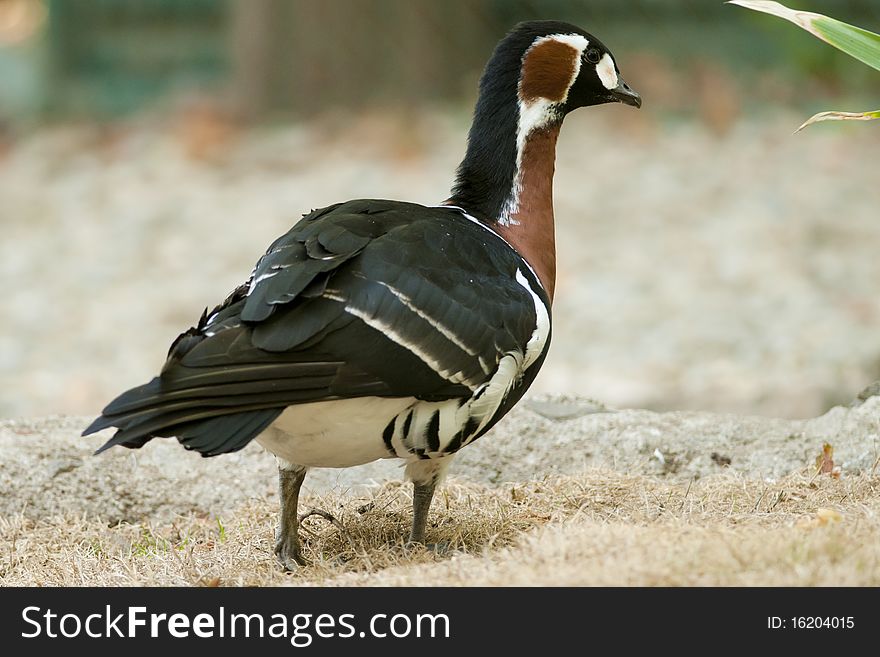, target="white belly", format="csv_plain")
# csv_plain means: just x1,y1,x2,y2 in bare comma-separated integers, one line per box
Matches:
256,396,416,468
